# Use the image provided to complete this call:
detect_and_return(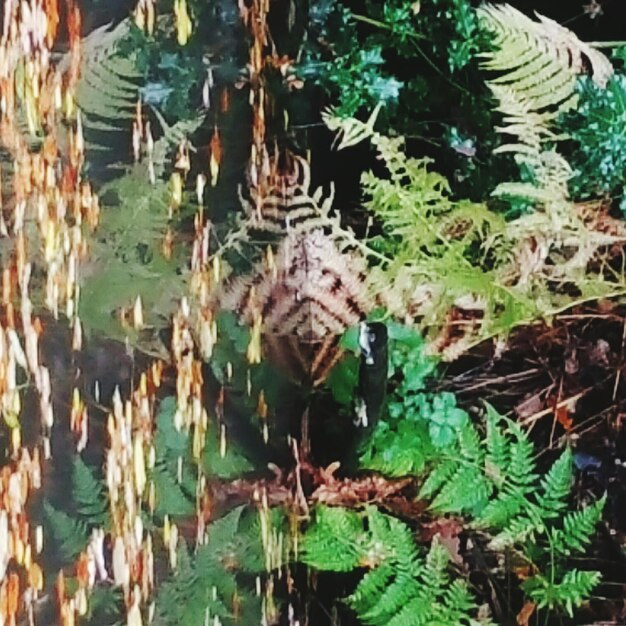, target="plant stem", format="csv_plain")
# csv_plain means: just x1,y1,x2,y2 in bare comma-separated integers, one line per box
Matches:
351,13,425,41
587,40,626,48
